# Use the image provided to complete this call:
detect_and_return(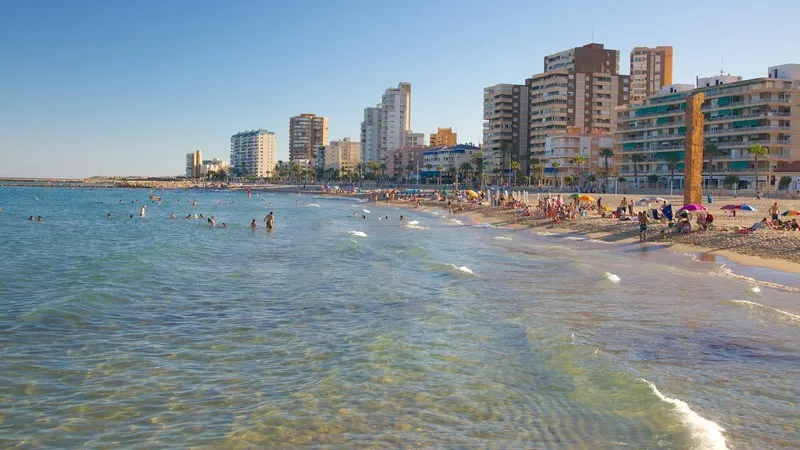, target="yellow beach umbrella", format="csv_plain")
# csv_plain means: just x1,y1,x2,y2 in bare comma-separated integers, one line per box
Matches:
577,194,596,202
465,190,479,199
